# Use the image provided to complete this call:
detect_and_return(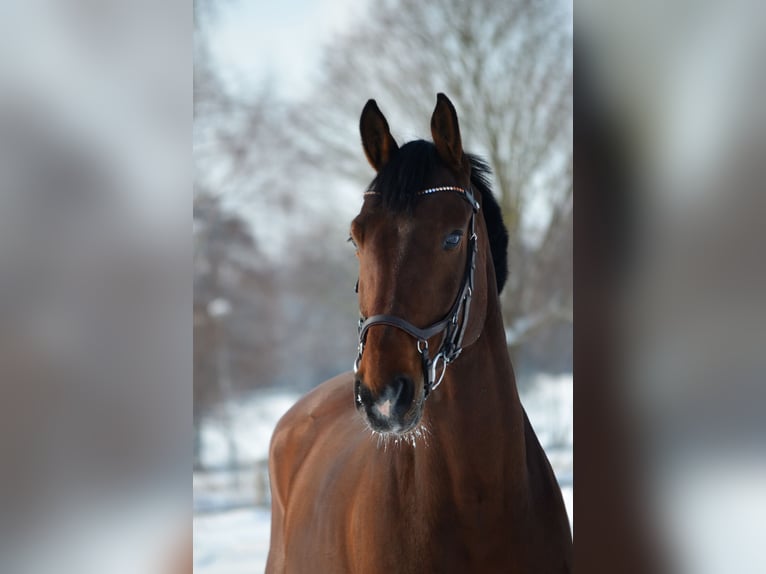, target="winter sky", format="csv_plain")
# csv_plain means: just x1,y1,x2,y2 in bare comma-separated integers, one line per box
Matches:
209,0,369,99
